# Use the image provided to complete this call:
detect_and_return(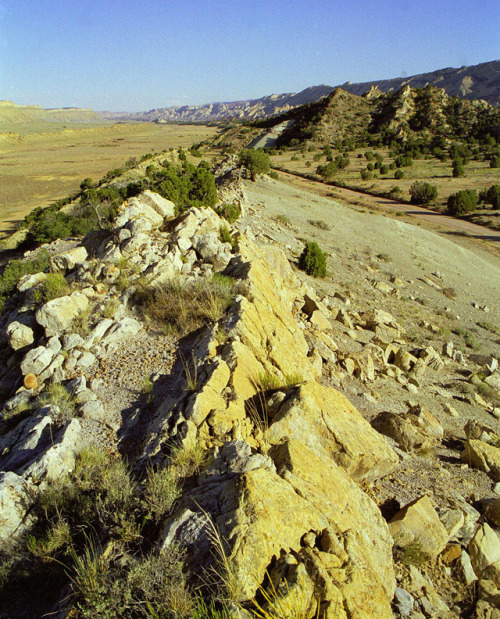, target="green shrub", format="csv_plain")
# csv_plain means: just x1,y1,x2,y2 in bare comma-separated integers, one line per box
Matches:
394,169,405,179
447,190,478,215
395,155,413,168
489,155,500,168
316,161,337,180
360,170,373,180
214,203,240,223
379,165,389,175
238,149,270,180
298,242,327,278
480,184,500,209
452,159,465,177
33,273,69,304
219,225,235,248
409,181,438,205
144,466,182,521
268,170,279,180
0,250,50,314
